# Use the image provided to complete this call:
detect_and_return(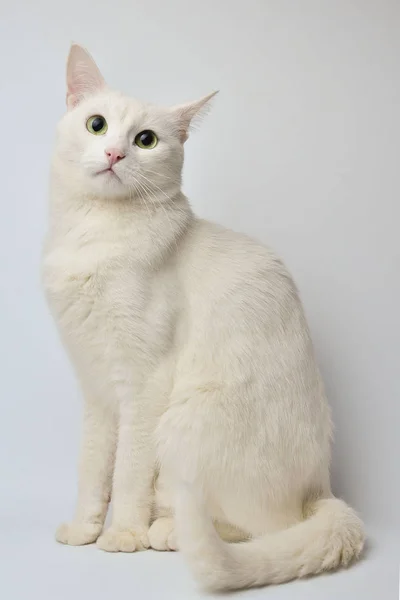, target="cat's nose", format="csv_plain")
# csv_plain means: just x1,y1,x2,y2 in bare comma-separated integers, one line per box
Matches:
105,148,125,166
